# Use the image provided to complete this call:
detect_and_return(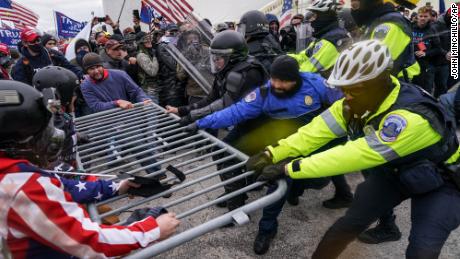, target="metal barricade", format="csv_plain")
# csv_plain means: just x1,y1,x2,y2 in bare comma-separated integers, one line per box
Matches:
75,102,287,258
